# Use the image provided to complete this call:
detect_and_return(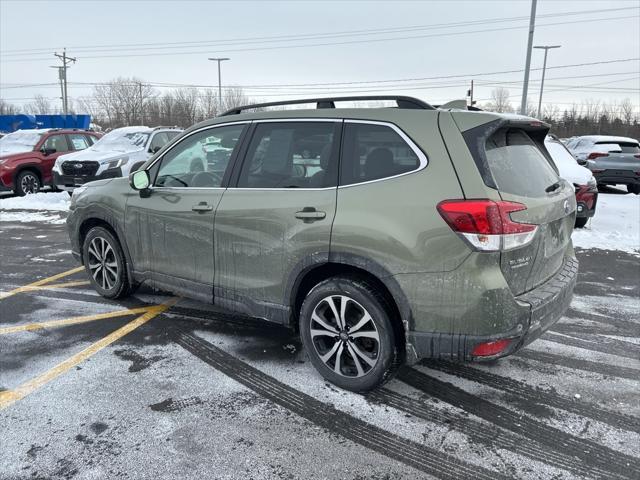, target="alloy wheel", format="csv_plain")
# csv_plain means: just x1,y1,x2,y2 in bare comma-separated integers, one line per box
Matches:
20,173,39,195
87,237,119,290
310,295,380,377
